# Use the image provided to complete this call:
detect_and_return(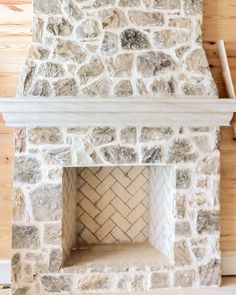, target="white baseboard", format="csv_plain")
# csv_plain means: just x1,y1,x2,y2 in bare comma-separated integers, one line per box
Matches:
0,260,11,284
222,252,236,275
